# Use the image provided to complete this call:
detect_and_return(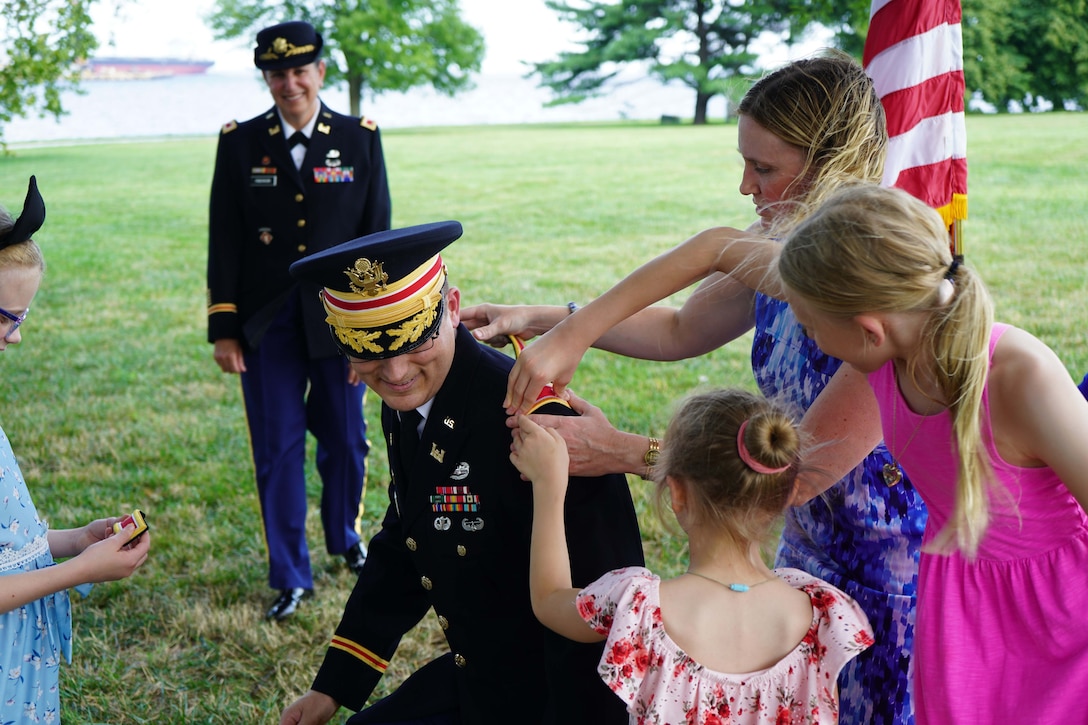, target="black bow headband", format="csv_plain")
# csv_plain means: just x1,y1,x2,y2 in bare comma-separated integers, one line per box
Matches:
0,176,46,251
